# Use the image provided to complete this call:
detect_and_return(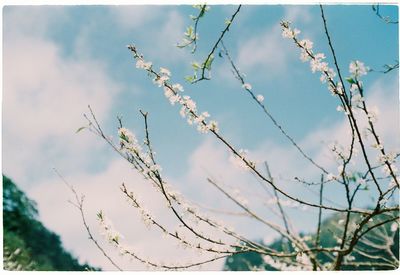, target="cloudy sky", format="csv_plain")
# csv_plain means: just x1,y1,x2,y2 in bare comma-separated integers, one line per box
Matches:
2,3,399,271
